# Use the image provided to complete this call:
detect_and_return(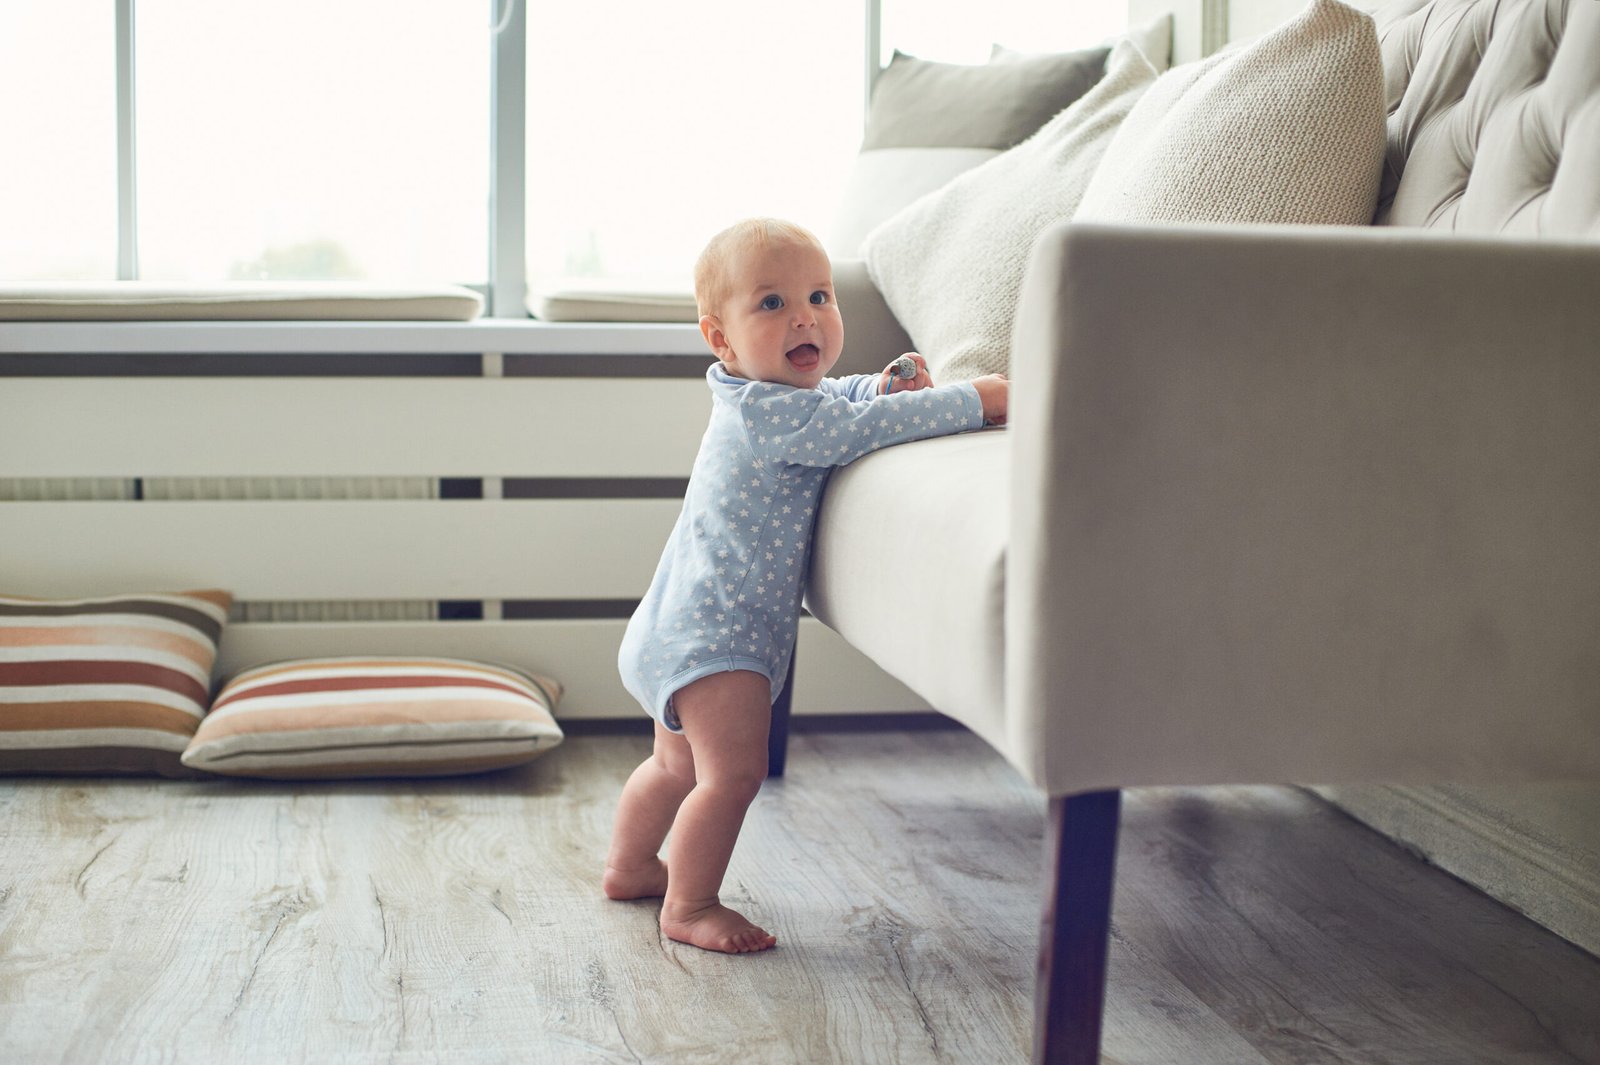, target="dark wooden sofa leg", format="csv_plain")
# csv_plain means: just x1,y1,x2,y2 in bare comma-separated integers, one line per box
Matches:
767,649,796,777
1035,789,1122,1065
